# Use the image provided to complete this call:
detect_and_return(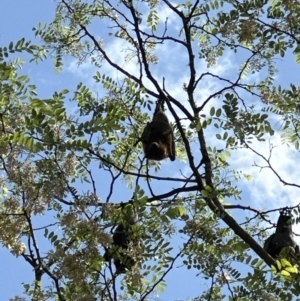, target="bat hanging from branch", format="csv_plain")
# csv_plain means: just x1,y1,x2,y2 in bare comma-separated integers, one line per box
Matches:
141,101,176,161
104,205,139,274
264,209,299,260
